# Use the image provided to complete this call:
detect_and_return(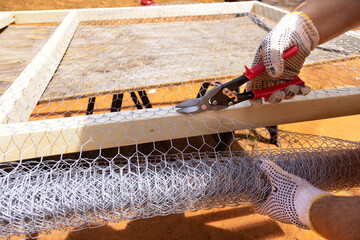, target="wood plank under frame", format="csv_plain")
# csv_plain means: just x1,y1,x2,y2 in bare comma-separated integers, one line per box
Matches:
0,25,57,95
0,11,79,123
